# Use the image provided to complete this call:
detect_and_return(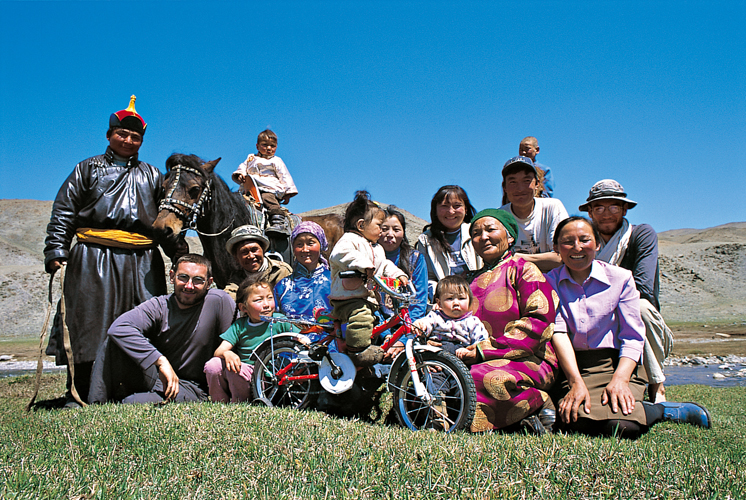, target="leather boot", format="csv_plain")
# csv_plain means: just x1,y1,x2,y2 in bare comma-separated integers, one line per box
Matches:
347,345,384,367
519,414,548,435
266,214,289,235
538,409,556,433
